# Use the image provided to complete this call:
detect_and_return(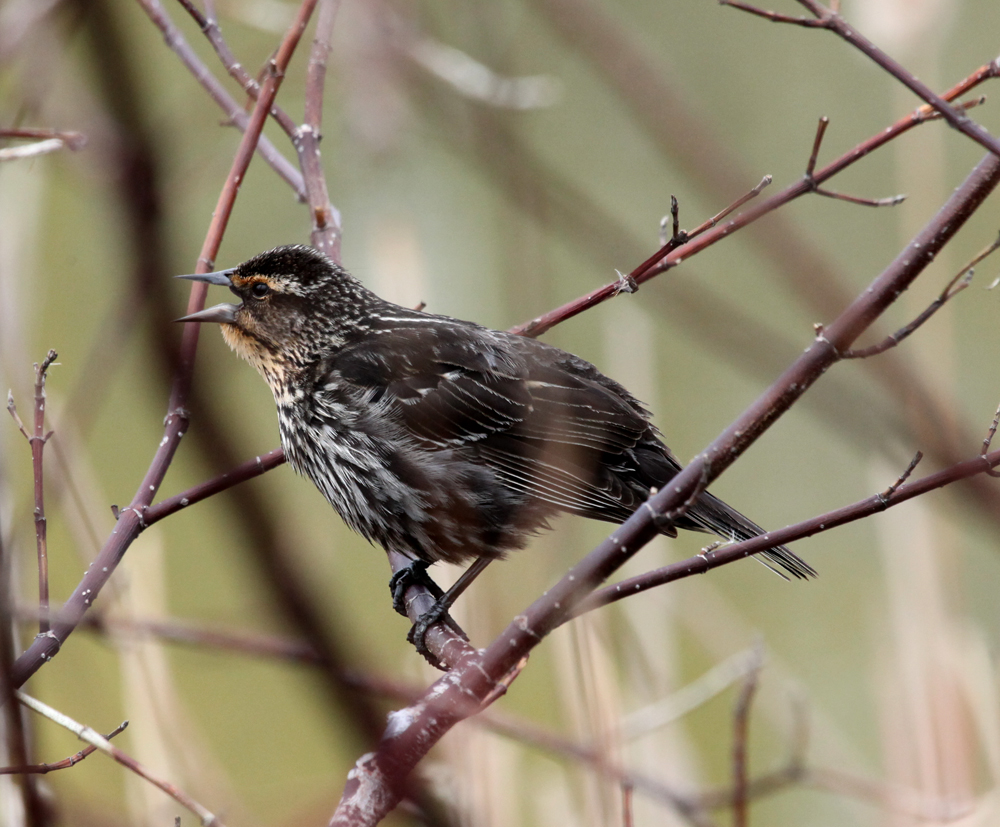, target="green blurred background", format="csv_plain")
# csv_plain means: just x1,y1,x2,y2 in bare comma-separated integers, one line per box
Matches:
3,0,1000,824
